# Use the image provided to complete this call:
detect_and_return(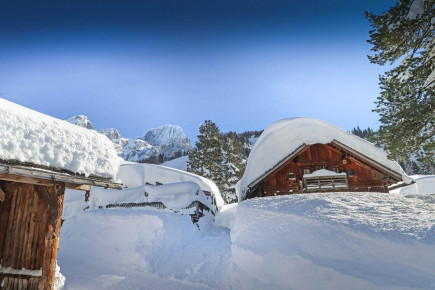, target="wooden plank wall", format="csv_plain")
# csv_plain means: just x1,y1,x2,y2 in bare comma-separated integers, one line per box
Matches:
261,144,387,196
0,180,65,289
